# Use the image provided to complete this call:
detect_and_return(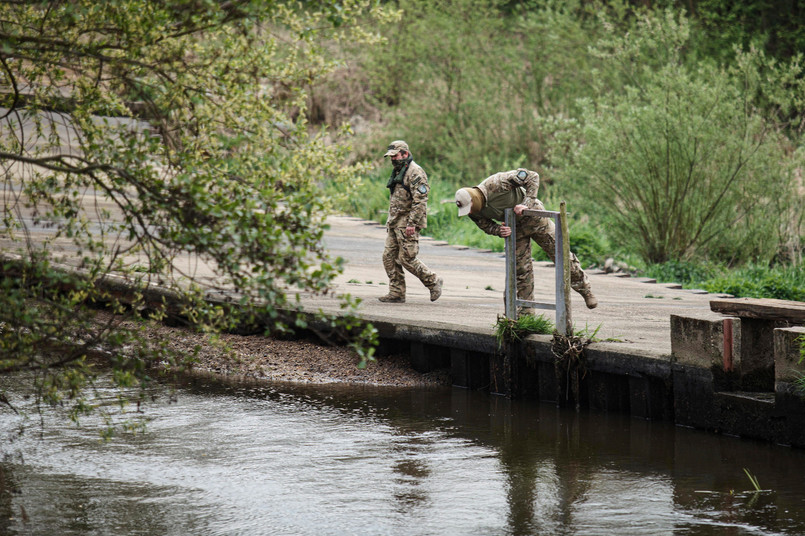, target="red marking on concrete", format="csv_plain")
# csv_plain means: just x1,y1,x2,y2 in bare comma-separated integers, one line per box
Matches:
723,318,734,372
